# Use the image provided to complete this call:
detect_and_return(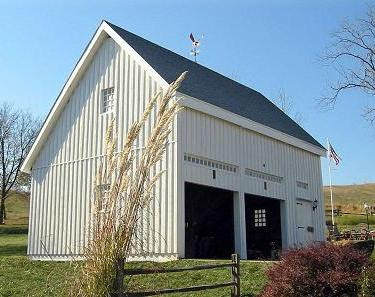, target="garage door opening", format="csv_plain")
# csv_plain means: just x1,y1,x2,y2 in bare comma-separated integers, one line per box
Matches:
185,182,234,259
245,194,282,260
